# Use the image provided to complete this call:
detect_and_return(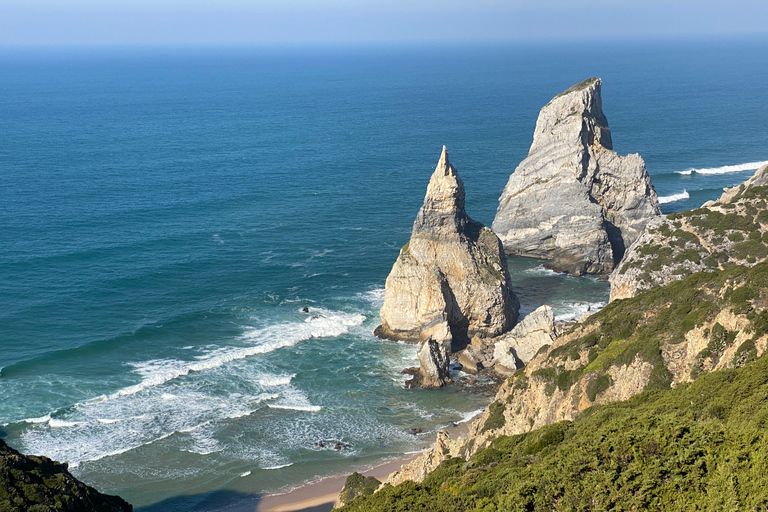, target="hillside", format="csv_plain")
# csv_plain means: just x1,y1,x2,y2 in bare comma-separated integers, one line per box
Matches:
340,346,768,511
0,440,132,512
344,166,768,508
